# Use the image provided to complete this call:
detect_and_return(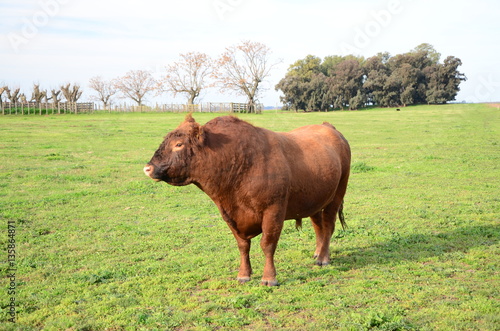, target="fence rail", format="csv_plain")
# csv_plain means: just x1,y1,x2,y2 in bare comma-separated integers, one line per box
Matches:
110,102,262,113
1,102,263,115
1,102,94,115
